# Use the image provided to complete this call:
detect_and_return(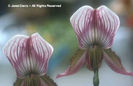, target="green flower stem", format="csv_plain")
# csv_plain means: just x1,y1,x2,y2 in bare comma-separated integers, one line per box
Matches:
88,46,101,86
93,70,99,86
